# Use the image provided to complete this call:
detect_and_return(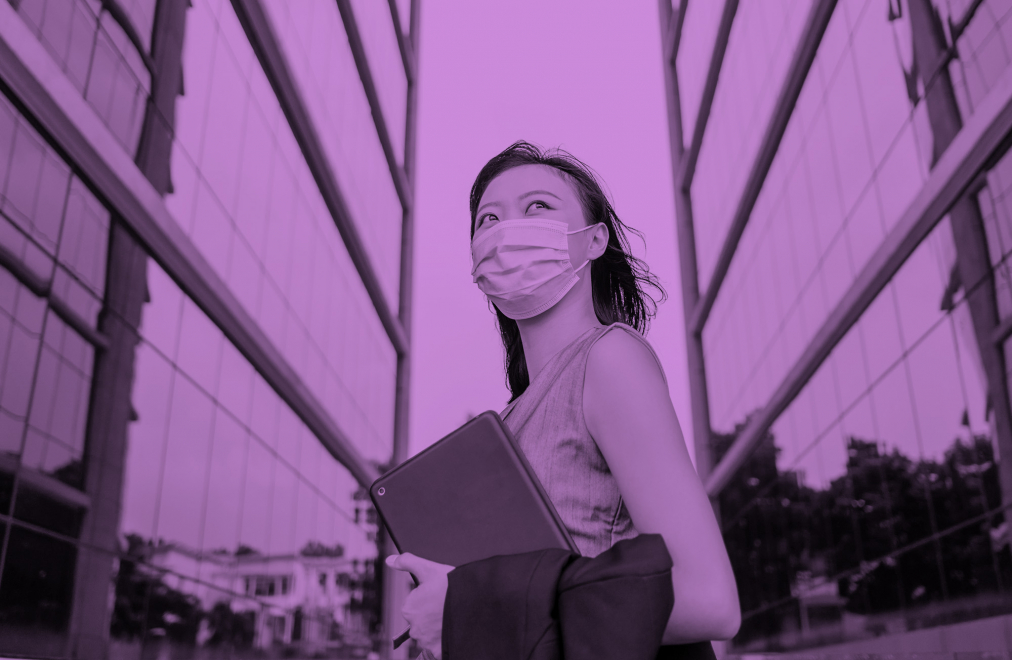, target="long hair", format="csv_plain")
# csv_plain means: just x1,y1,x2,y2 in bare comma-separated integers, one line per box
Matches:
469,141,667,403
